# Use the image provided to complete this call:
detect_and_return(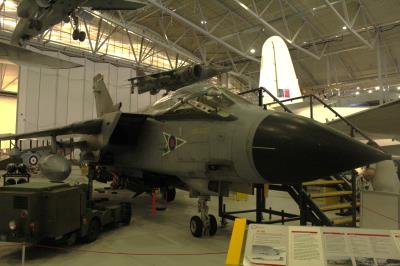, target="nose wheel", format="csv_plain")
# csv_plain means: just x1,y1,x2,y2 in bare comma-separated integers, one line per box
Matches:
190,196,217,237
